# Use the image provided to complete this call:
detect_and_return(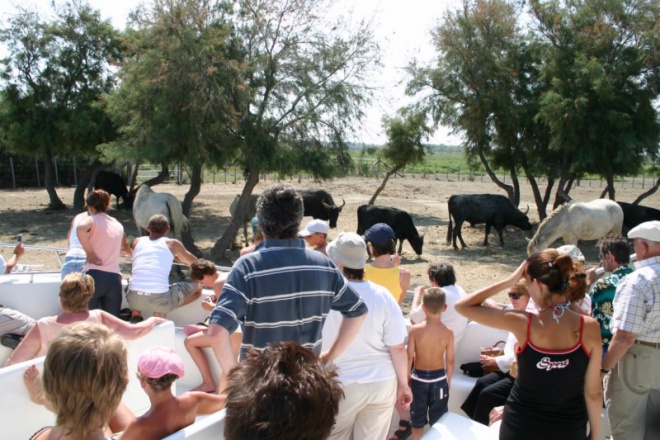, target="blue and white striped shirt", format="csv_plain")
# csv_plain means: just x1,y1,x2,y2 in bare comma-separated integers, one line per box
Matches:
209,238,367,358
